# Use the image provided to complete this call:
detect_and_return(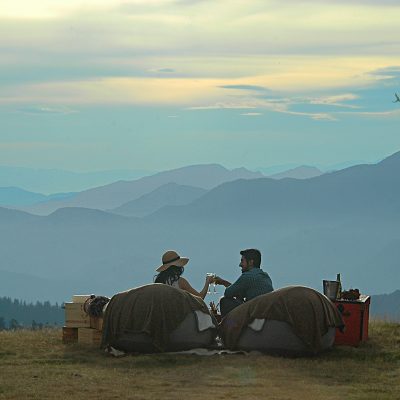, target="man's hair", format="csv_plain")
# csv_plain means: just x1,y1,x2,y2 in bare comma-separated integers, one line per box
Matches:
240,248,261,268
